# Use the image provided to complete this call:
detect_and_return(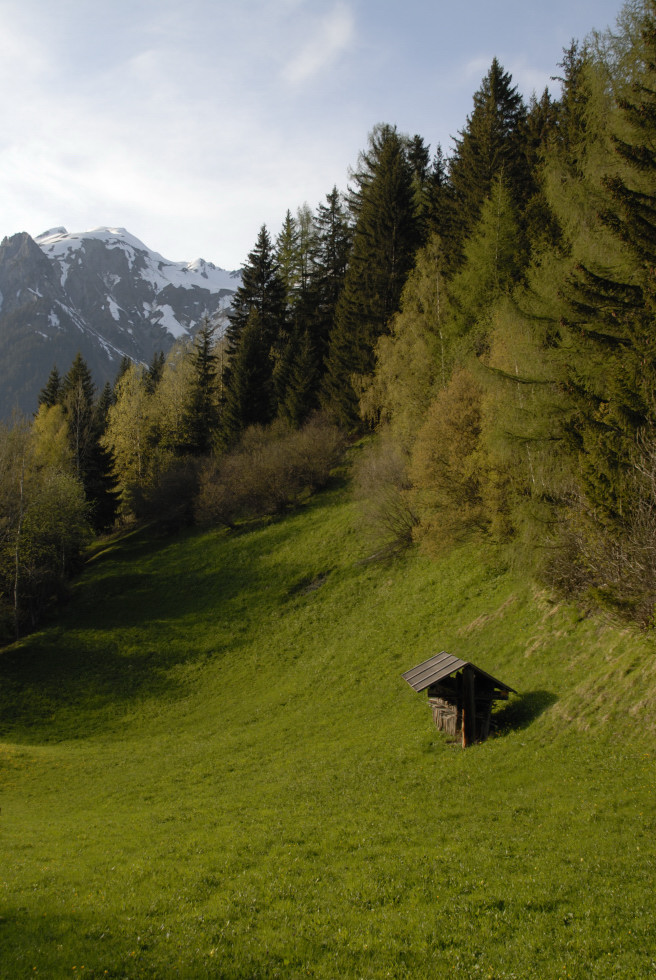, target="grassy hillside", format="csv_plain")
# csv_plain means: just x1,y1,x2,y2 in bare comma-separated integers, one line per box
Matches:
1,466,655,978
